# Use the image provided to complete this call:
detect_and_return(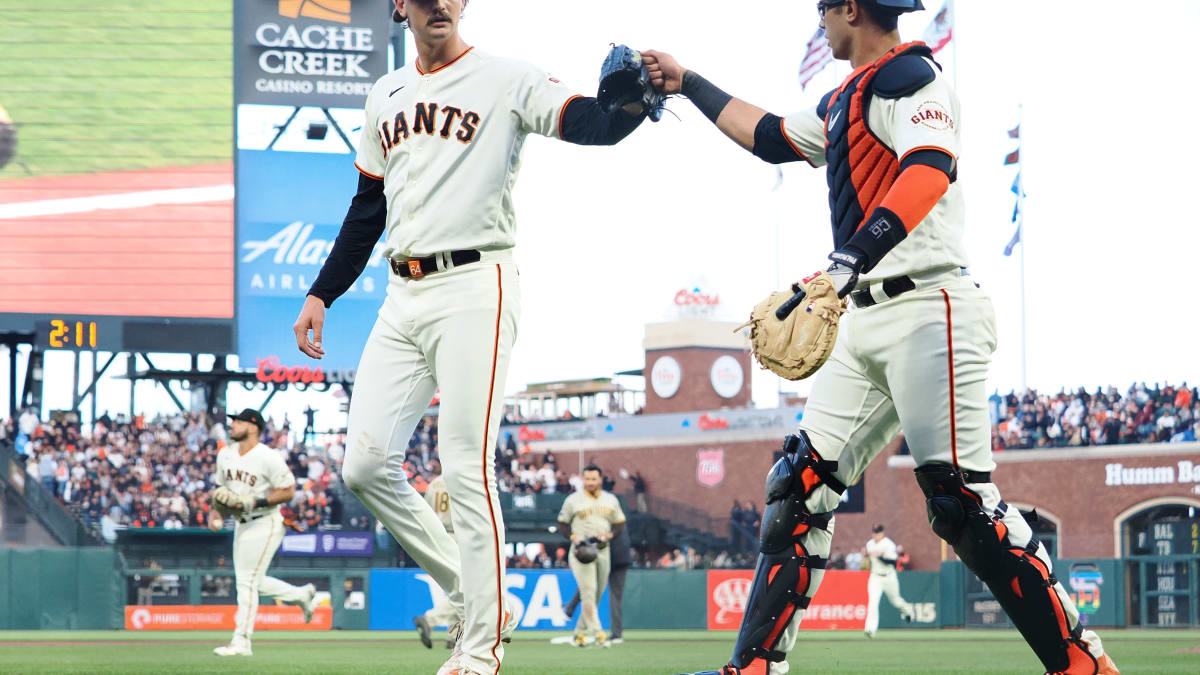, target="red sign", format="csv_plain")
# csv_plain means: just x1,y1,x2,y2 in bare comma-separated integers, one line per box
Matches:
518,425,546,442
124,605,331,630
674,288,720,306
697,449,725,487
256,355,325,384
706,569,868,630
698,414,729,431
